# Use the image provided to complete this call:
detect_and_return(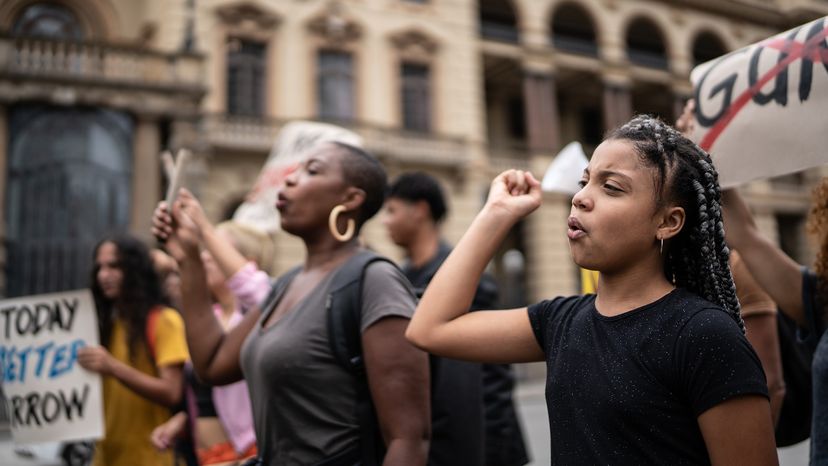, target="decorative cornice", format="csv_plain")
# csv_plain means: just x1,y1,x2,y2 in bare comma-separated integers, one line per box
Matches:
389,29,439,55
216,2,281,31
306,2,361,44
